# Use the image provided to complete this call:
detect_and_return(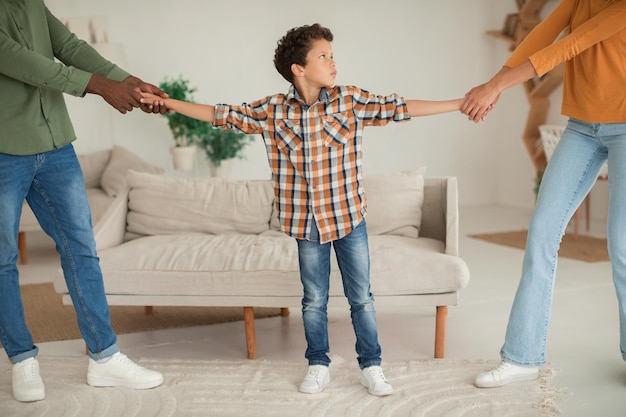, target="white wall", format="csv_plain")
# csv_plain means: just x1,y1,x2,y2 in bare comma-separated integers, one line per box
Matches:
46,0,588,213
